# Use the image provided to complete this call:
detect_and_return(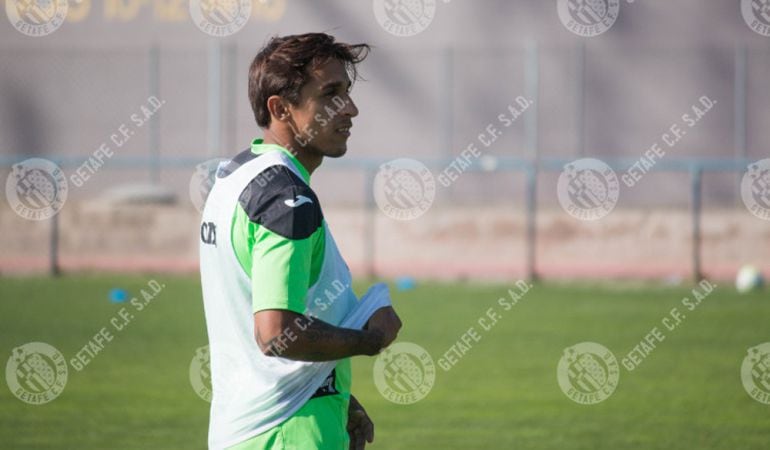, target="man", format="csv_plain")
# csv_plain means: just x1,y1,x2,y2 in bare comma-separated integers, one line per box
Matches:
199,33,402,450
